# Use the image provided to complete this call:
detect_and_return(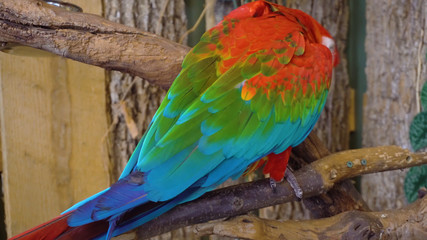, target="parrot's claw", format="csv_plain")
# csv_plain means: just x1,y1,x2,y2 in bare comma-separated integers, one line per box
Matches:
285,170,303,200
269,178,278,193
